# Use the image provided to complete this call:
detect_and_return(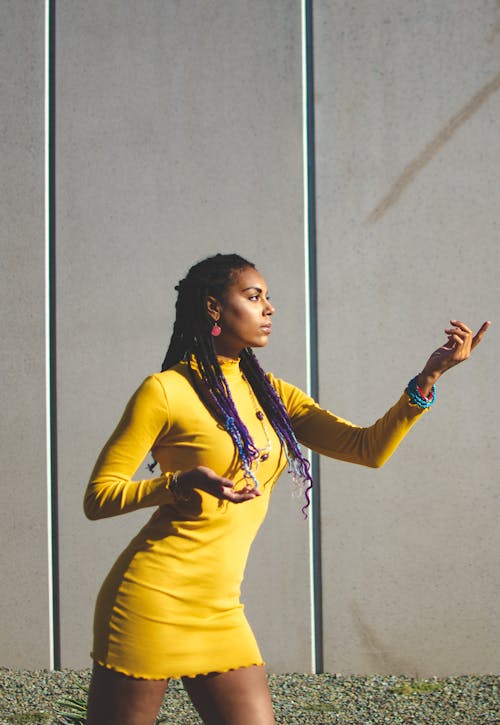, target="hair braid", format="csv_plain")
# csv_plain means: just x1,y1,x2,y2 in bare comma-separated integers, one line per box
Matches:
240,348,313,511
159,253,314,508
